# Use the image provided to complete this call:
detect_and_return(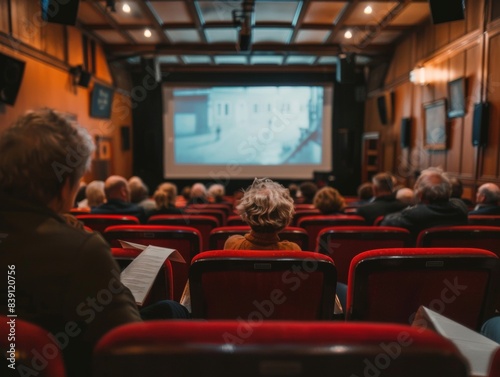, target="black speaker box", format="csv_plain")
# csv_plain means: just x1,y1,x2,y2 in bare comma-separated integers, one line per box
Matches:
121,126,131,151
472,102,489,147
428,0,465,24
78,70,91,88
336,55,356,84
401,118,412,148
40,0,80,26
0,53,26,106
